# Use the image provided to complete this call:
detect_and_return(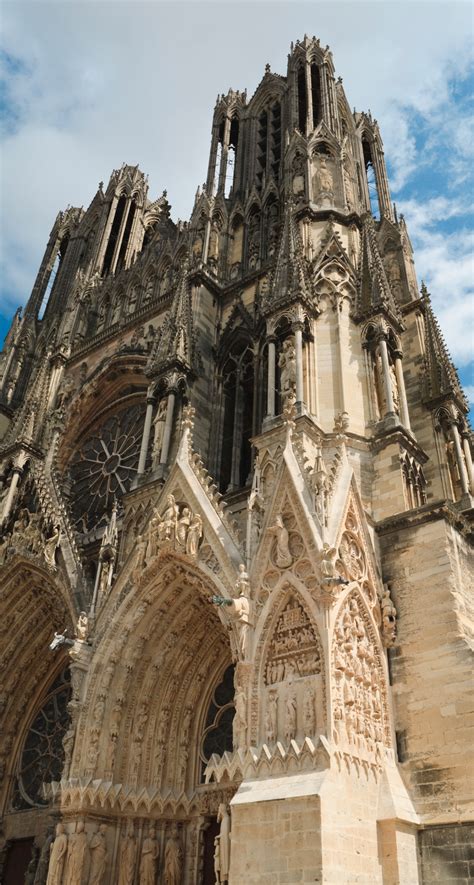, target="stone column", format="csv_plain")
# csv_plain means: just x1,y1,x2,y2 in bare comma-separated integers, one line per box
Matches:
451,422,470,496
293,323,305,405
461,432,474,492
137,392,155,475
160,391,176,466
393,351,411,431
378,335,395,415
266,338,276,417
1,466,22,523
